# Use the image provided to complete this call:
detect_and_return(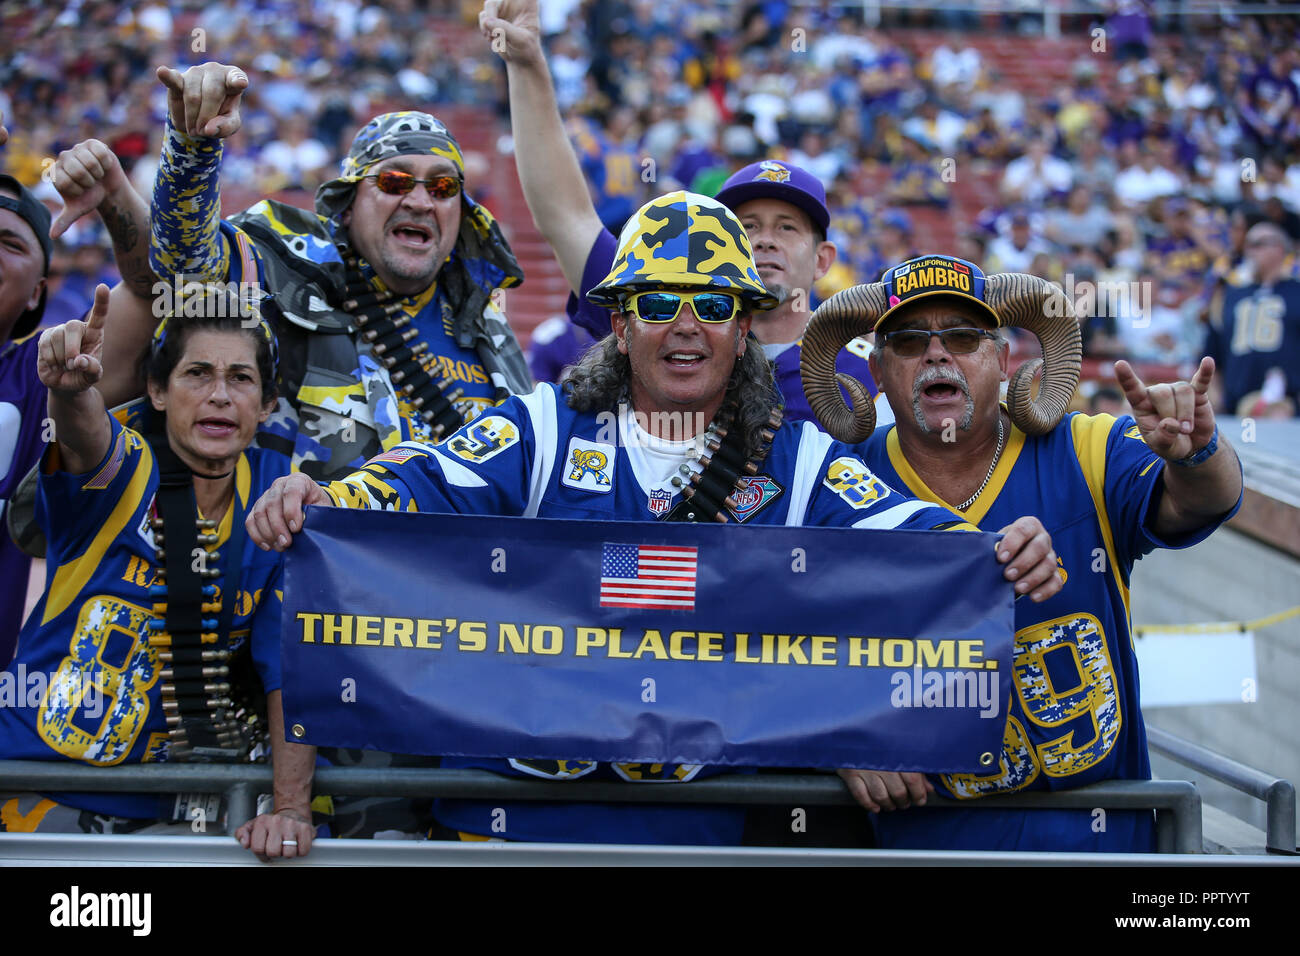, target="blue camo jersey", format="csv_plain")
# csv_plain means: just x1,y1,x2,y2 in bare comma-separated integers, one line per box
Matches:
566,228,881,426
0,414,286,820
319,382,972,844
858,412,1241,852
1205,277,1300,413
